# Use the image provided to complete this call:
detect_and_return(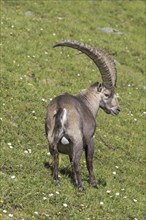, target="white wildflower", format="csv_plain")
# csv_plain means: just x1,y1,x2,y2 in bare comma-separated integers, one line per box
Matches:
34,211,39,215
48,193,53,197
24,150,28,154
121,188,125,191
116,93,120,98
52,33,56,36
128,84,131,87
63,203,68,207
49,98,52,101
32,110,35,114
112,171,116,175
99,201,104,206
57,17,63,20
9,145,13,149
47,152,51,156
24,149,32,154
8,142,13,149
123,196,127,199
134,118,137,121
11,175,16,179
56,191,60,195
43,197,47,200
3,210,7,213
28,149,32,153
77,73,80,77
106,190,111,194
115,192,120,196
0,117,2,121
8,214,13,217
115,166,119,169
143,111,146,115
133,199,137,203
42,98,47,102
